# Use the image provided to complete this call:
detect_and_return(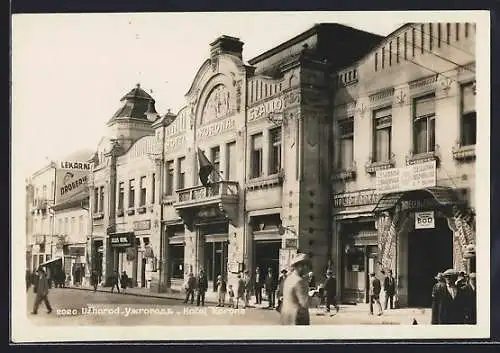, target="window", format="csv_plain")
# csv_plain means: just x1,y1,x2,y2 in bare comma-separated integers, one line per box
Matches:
93,187,99,213
461,82,476,146
251,133,263,178
139,176,147,206
412,27,416,57
58,219,63,234
98,186,104,212
118,182,124,210
438,23,442,47
373,107,392,162
177,157,186,189
128,179,135,208
413,94,436,154
226,141,237,180
381,47,385,69
165,161,174,195
338,118,354,169
429,23,433,51
465,23,469,37
64,218,69,234
404,32,408,59
389,41,392,66
374,52,378,71
269,127,282,174
420,24,425,53
396,37,400,63
456,23,460,41
151,174,156,204
446,23,451,44
71,217,76,234
211,147,220,182
79,215,84,233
